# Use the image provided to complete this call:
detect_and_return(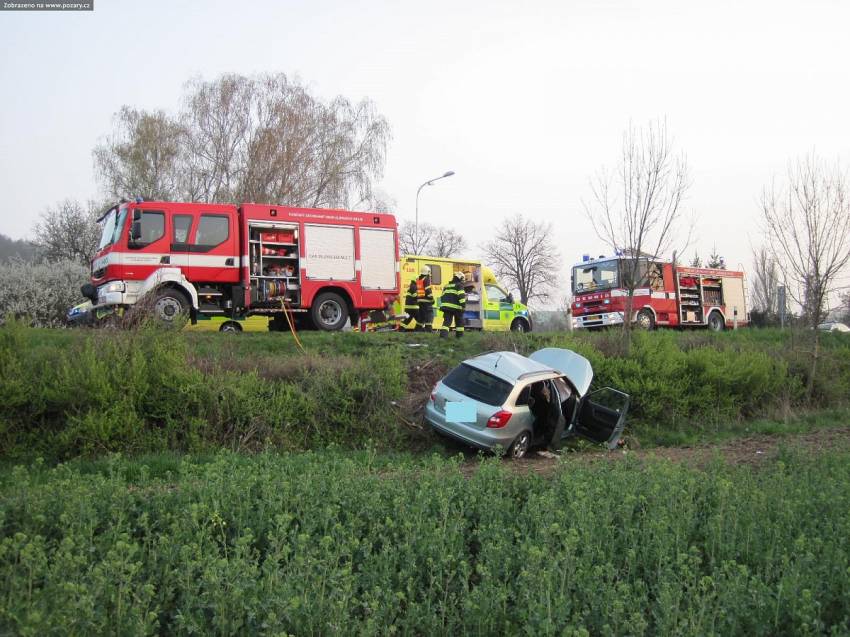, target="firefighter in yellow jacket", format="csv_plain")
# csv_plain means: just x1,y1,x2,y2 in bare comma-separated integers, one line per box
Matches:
439,271,467,338
401,278,420,328
415,265,435,331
